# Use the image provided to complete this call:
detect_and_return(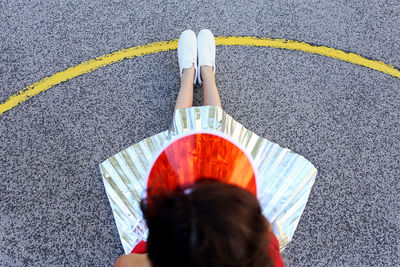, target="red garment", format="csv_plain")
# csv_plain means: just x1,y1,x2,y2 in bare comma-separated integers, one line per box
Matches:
131,240,147,254
131,233,284,266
